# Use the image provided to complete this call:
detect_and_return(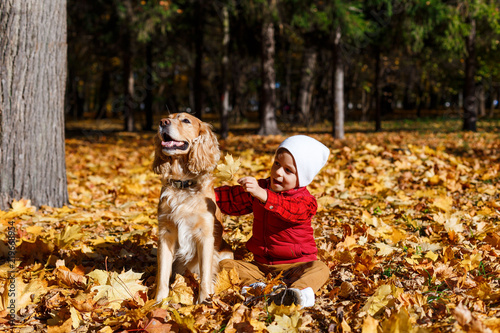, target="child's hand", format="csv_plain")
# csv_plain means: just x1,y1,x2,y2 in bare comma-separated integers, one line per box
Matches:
238,177,268,203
